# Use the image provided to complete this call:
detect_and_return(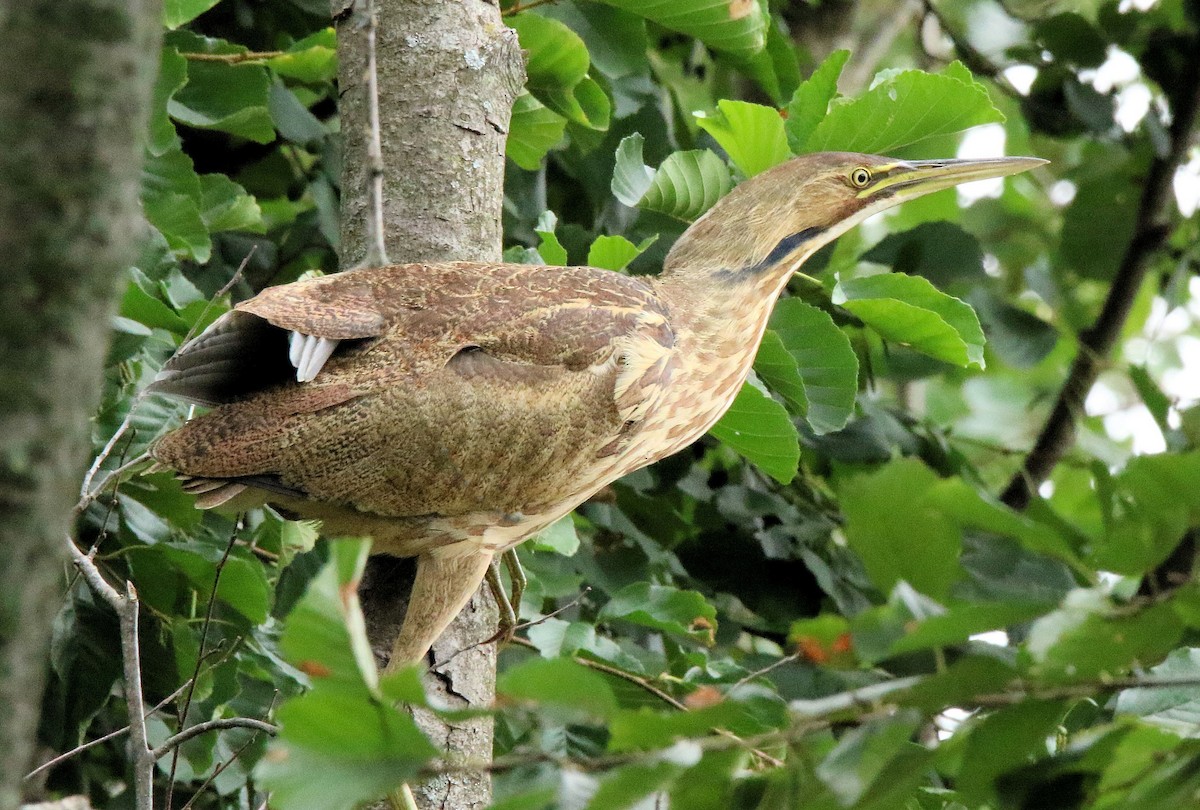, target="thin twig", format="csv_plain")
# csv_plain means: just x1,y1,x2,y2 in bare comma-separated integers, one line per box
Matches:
418,671,1200,776
152,718,278,759
362,0,389,268
178,693,278,810
26,679,192,781
65,536,154,810
1000,37,1200,509
166,524,241,810
180,51,284,64
507,637,784,768
729,653,802,696
502,0,557,15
